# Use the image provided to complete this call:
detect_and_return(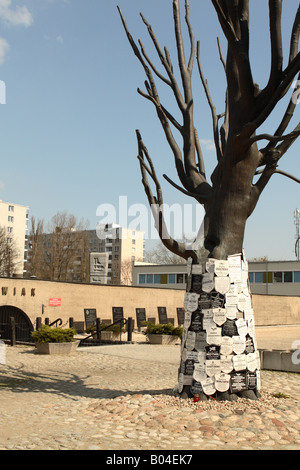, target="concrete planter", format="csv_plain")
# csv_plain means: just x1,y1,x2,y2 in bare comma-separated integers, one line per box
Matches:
147,334,180,345
35,340,79,355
